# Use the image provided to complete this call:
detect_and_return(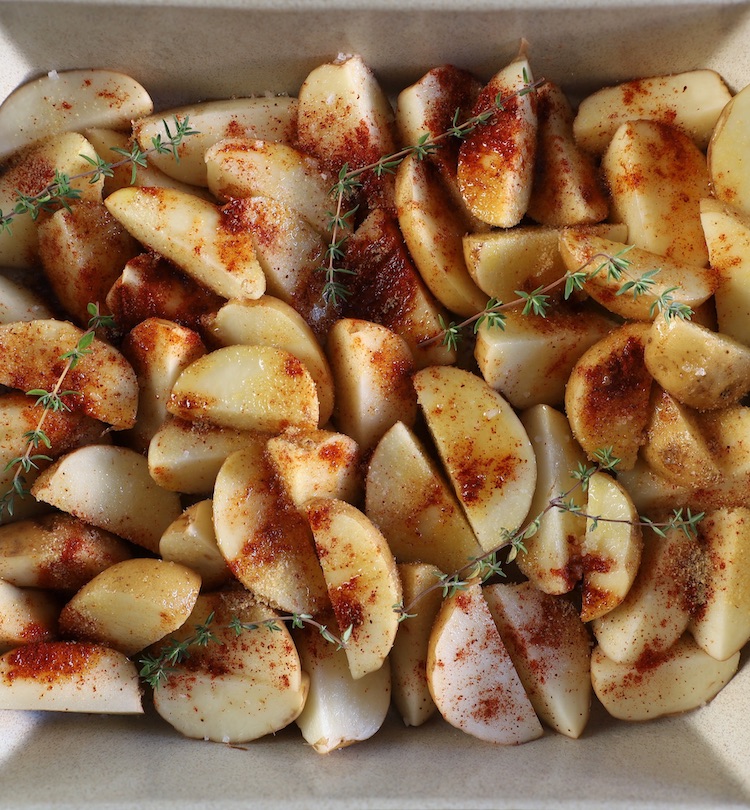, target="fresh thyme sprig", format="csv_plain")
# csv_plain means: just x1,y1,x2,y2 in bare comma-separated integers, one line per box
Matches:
138,611,353,690
0,116,198,233
320,74,546,305
0,303,114,518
